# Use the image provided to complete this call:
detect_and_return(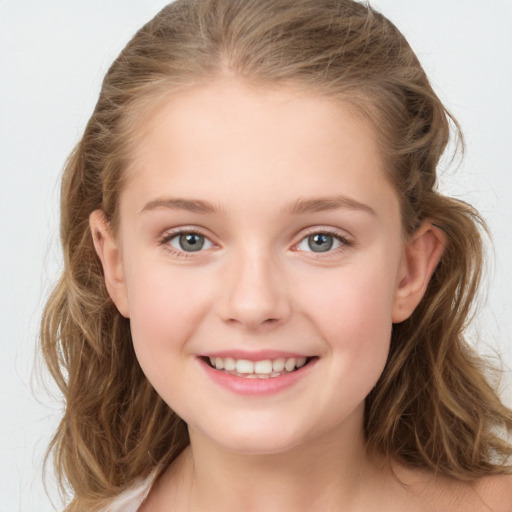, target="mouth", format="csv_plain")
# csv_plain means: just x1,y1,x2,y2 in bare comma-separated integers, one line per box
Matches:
201,355,317,379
